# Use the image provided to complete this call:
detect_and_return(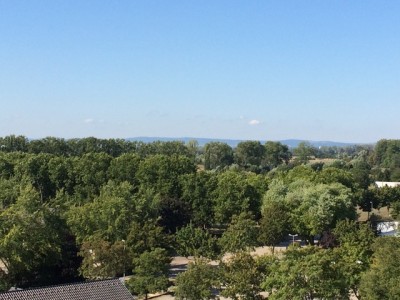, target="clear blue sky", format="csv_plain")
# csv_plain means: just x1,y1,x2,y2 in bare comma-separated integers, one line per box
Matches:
1,1,399,143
